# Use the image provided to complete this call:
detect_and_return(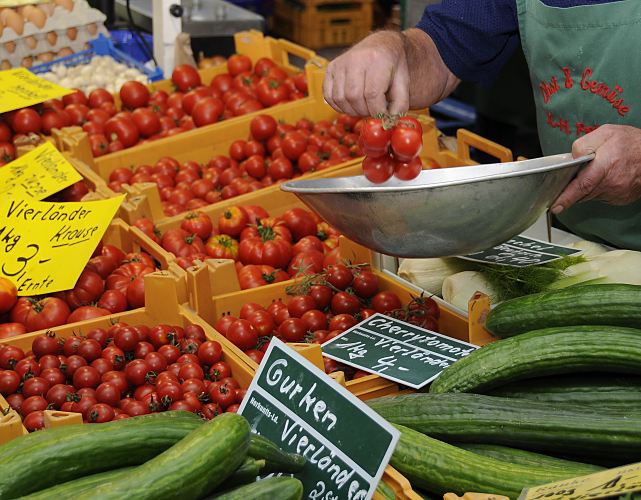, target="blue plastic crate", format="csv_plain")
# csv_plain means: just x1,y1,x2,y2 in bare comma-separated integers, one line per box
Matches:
110,29,154,66
30,34,163,82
